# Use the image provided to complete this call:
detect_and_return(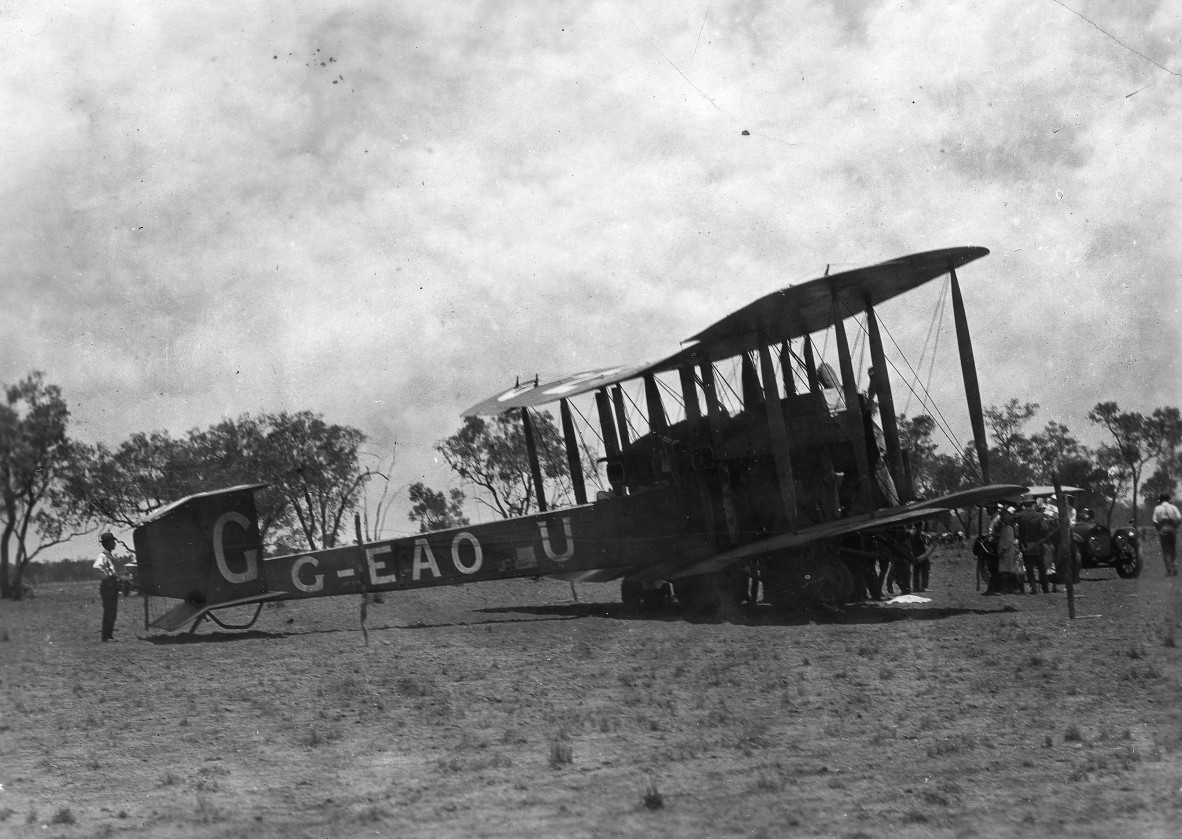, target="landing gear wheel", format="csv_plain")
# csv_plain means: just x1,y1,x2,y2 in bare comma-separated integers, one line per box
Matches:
801,556,853,605
674,571,744,616
762,549,853,611
1114,545,1142,579
621,580,643,614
